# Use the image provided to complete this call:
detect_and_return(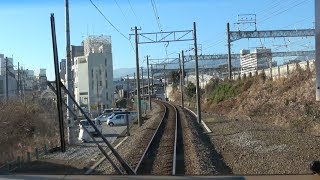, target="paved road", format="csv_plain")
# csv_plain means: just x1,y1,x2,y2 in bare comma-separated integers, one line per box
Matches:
79,123,127,145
